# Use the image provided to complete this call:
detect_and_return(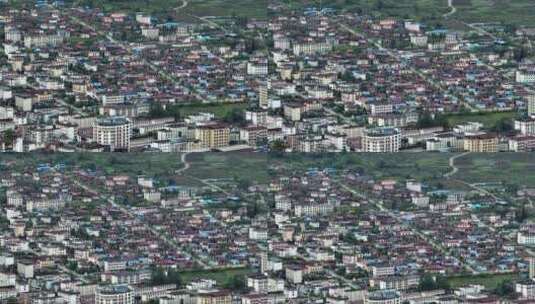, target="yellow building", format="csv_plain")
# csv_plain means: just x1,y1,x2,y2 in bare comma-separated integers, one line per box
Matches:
463,134,498,152
195,124,230,149
196,290,232,304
